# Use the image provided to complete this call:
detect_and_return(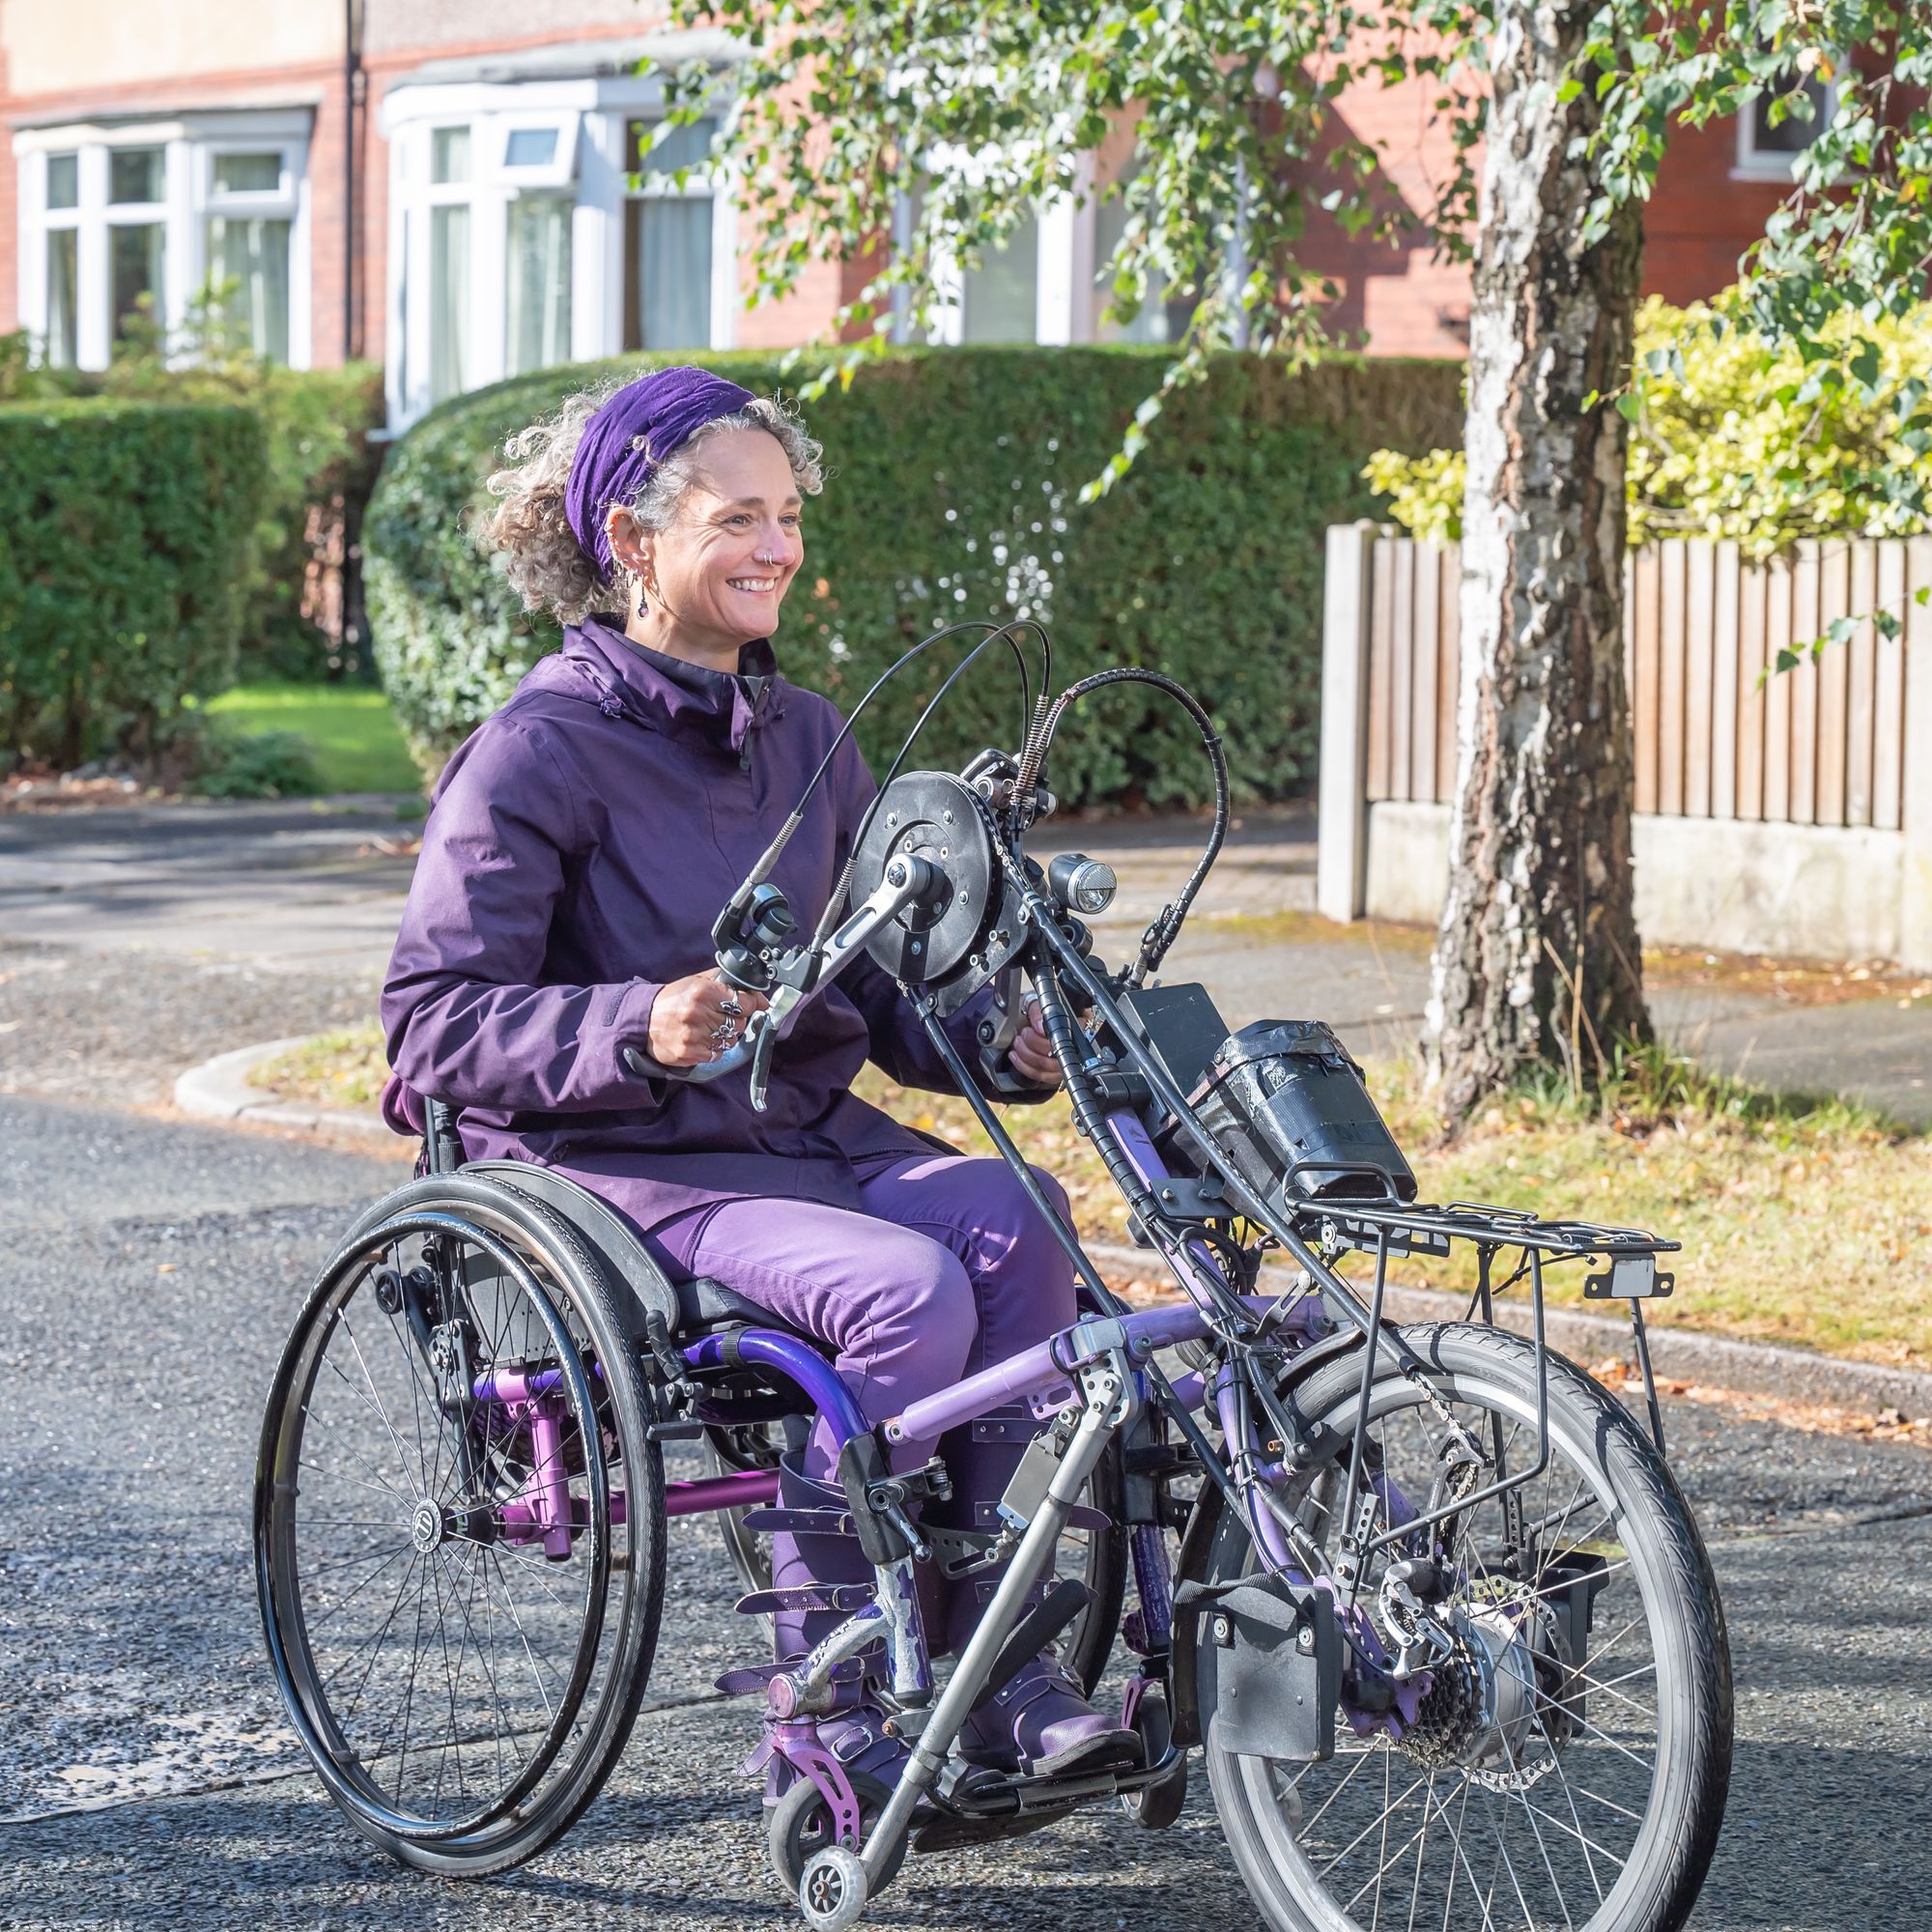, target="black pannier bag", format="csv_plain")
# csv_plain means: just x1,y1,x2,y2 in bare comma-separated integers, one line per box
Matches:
1188,1019,1418,1206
